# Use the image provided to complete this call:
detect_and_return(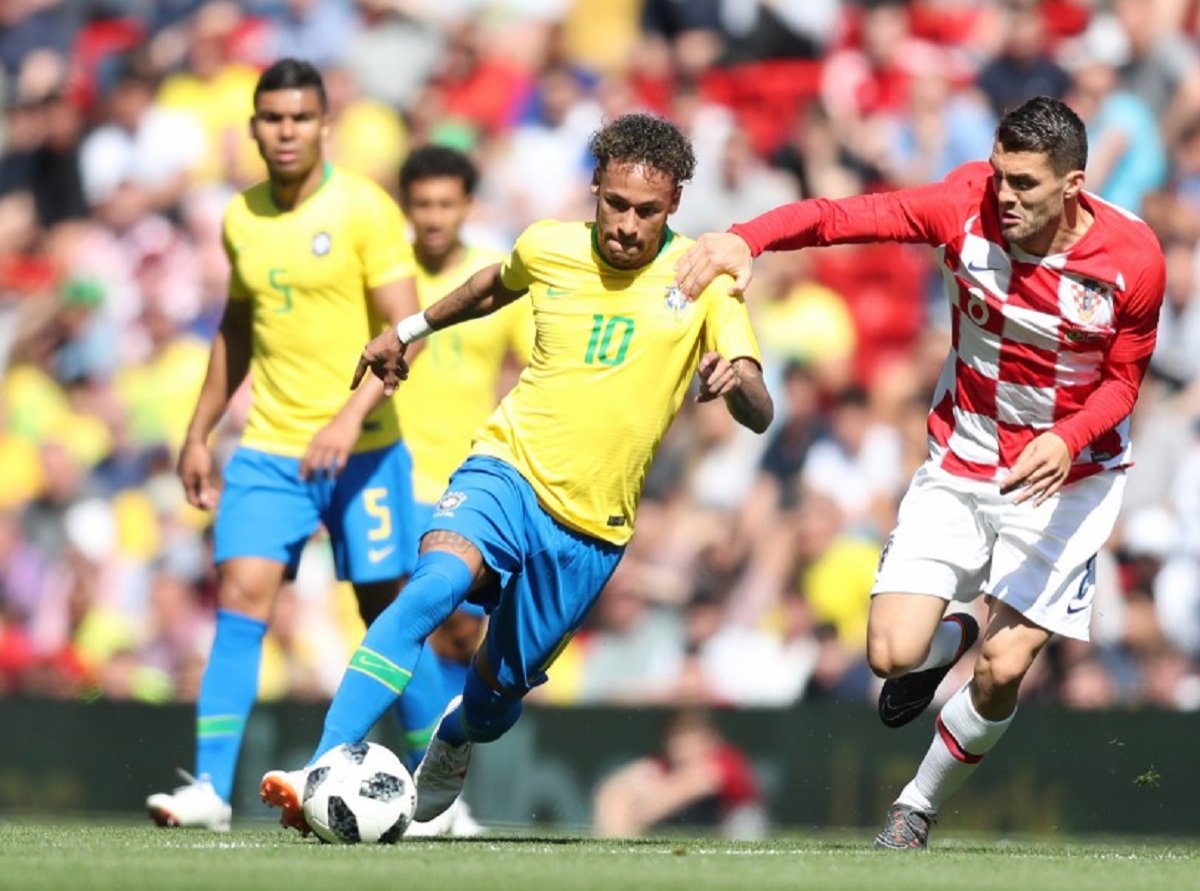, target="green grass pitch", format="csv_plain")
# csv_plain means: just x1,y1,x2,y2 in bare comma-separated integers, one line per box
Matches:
1,821,1196,891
